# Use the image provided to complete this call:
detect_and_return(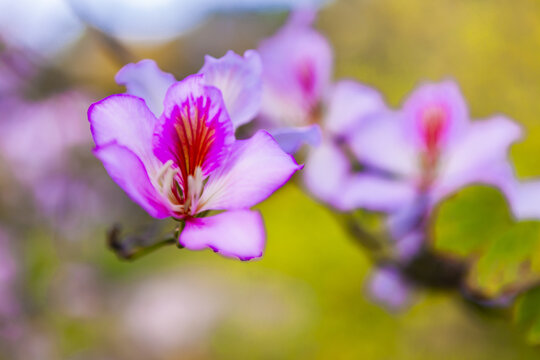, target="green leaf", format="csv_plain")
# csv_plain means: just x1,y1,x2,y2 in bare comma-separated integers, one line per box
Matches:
515,287,540,345
433,186,513,257
469,221,540,297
